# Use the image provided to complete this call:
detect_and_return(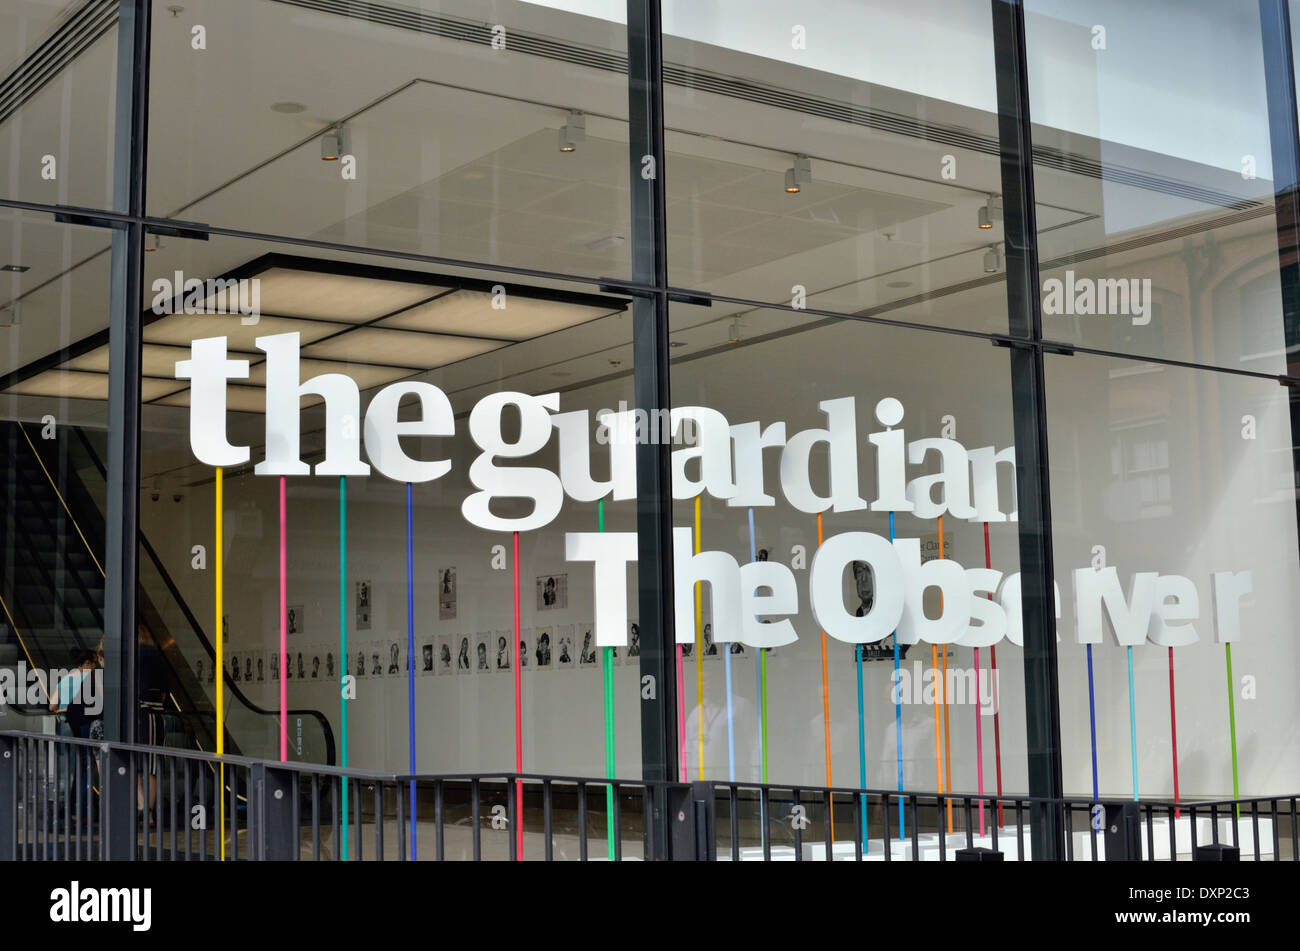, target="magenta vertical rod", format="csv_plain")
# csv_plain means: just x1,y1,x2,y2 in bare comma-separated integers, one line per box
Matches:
279,475,287,762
